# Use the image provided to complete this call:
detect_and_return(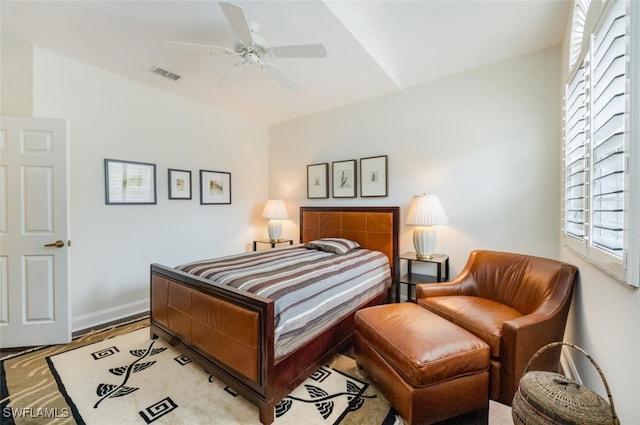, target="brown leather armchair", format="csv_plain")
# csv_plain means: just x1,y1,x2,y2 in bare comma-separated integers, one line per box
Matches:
416,250,577,405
